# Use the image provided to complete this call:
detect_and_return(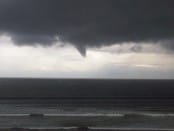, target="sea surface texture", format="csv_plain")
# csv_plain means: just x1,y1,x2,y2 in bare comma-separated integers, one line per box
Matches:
0,78,174,130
